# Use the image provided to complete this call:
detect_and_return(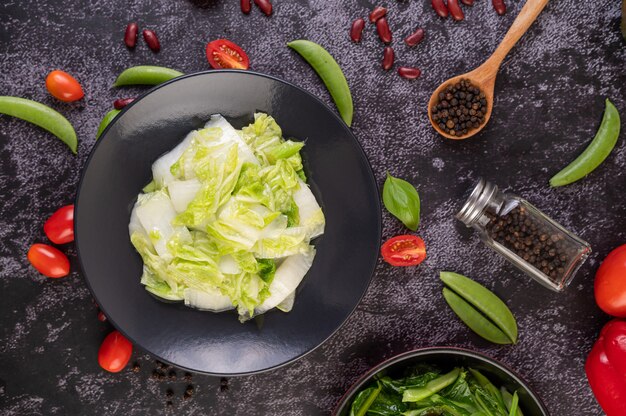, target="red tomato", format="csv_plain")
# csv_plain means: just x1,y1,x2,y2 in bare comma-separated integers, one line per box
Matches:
381,235,426,266
595,244,626,317
98,330,133,373
45,70,84,102
27,243,70,278
206,39,250,70
44,204,74,244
